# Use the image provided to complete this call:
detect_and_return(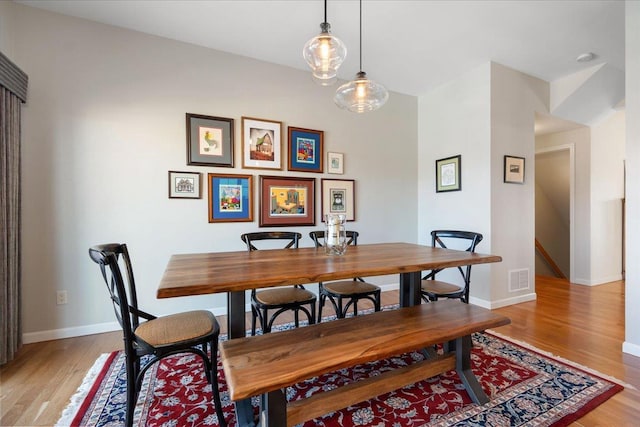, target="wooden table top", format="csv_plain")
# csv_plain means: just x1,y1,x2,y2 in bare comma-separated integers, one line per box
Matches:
157,242,502,299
